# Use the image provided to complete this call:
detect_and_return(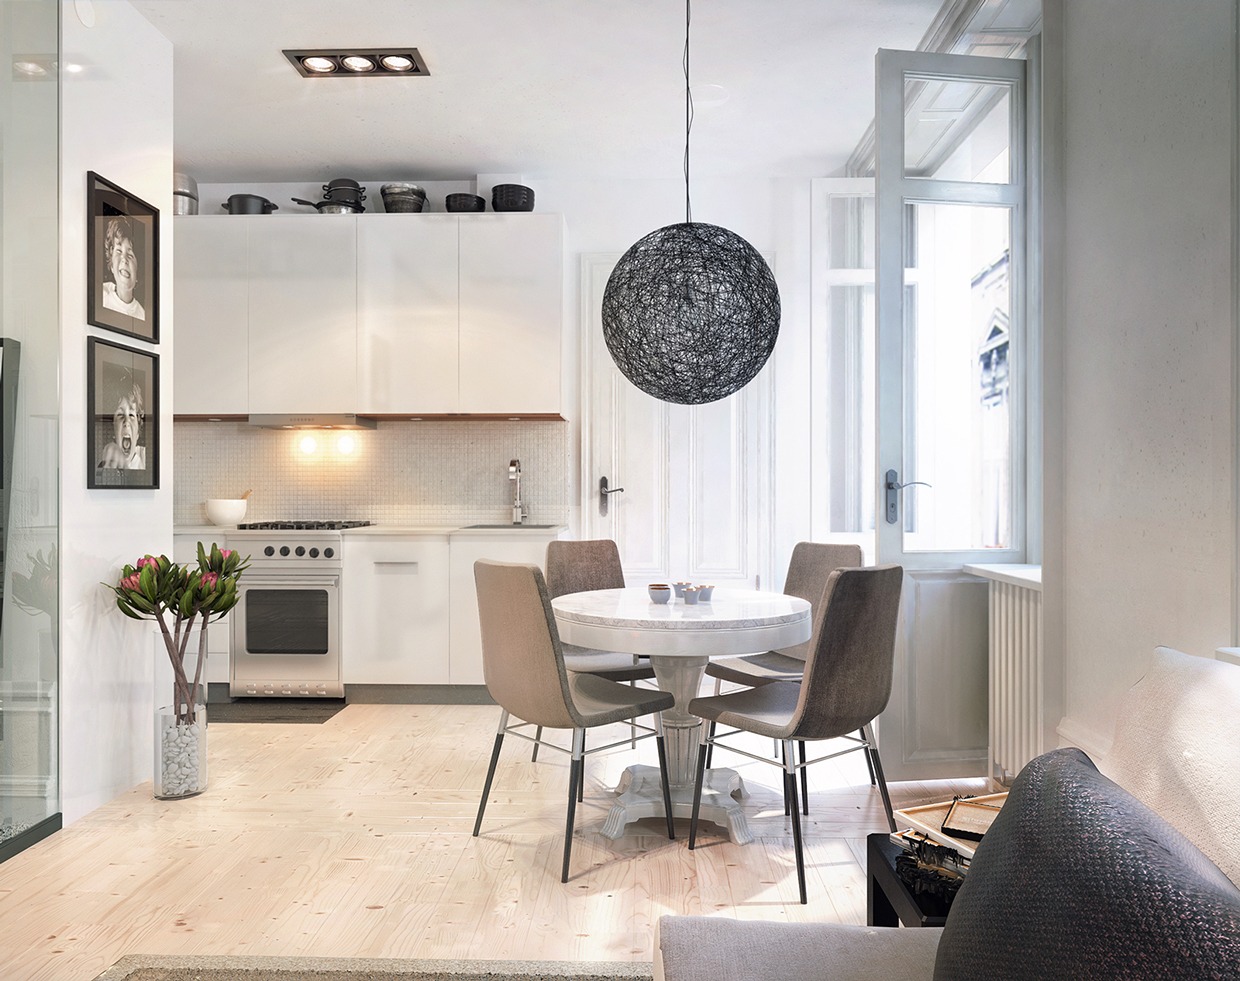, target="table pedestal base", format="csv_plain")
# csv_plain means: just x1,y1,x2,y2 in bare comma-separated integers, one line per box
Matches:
599,763,752,843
